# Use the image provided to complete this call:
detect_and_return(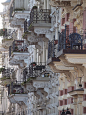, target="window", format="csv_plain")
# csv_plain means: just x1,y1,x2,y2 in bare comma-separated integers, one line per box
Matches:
67,13,70,21
59,90,63,96
83,107,86,113
59,100,63,106
84,82,86,88
83,94,86,100
62,18,65,25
